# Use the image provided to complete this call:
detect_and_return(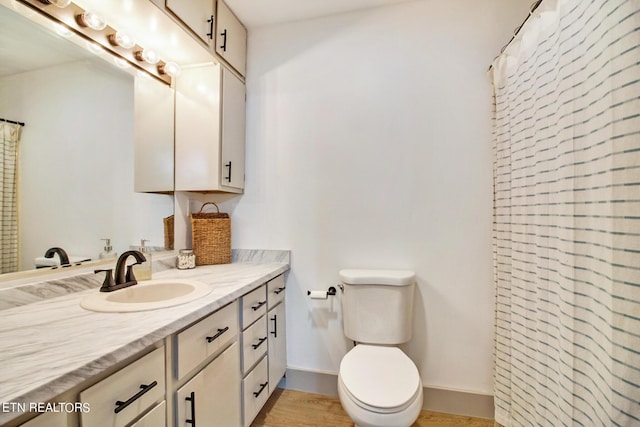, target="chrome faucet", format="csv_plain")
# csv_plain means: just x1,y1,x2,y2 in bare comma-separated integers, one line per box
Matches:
44,247,70,266
95,250,146,292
